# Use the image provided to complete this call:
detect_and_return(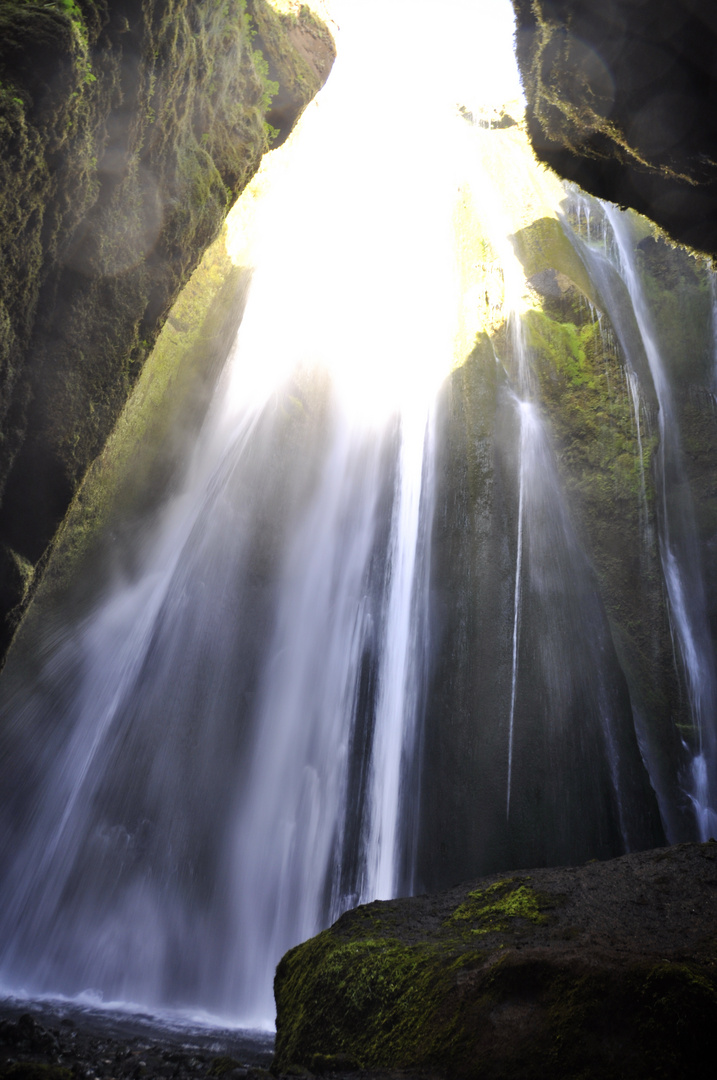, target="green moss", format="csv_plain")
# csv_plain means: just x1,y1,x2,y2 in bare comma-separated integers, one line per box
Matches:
524,309,595,388
7,547,34,605
276,925,717,1080
208,1057,244,1077
512,0,664,183
245,0,335,148
274,929,475,1074
510,216,598,304
0,0,97,489
522,306,655,511
448,878,553,932
0,0,334,659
